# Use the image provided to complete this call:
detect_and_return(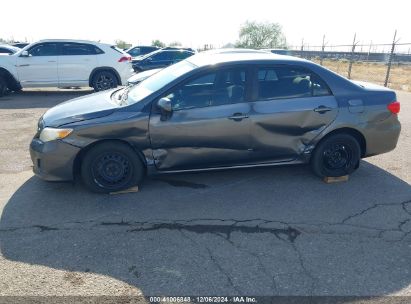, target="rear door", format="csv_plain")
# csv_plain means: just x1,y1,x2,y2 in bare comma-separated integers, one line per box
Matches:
149,66,253,170
57,42,98,87
249,65,338,162
15,42,58,86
